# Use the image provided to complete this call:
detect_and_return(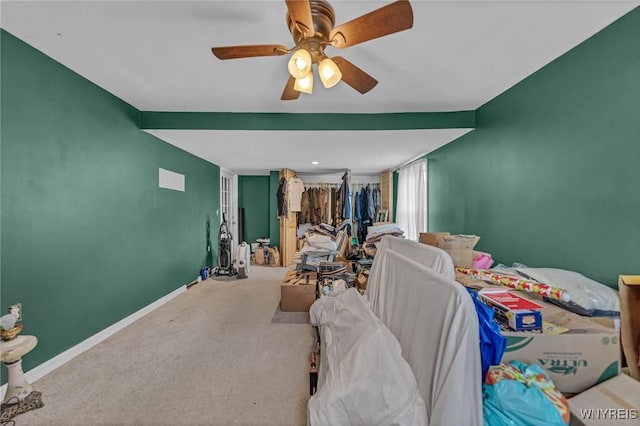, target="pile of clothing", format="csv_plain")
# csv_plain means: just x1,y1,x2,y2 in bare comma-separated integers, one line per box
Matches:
294,223,349,269
363,223,404,257
309,222,351,239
